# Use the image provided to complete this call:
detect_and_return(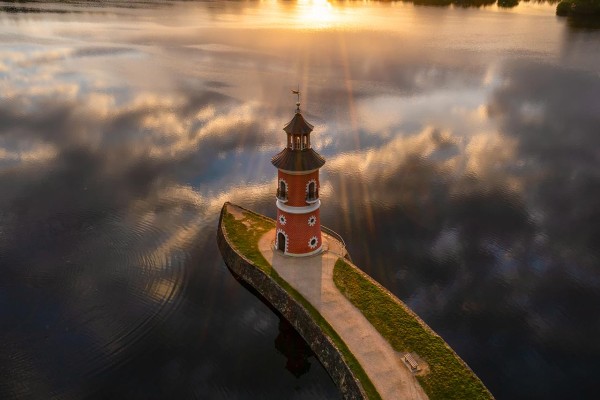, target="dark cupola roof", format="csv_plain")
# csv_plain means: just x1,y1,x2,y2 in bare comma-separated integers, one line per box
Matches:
271,148,325,171
283,112,314,136
272,96,325,172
